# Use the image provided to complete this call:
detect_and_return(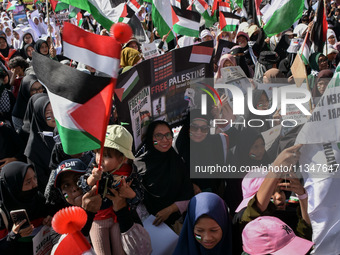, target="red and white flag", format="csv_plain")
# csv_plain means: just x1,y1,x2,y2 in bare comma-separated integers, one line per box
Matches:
62,22,121,78
189,45,214,63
